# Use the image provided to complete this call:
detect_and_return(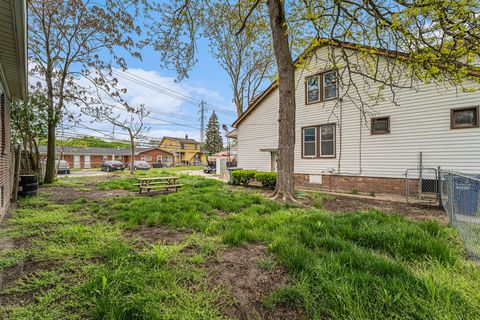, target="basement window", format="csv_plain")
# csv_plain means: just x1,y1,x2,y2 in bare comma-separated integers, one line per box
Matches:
371,117,390,135
451,106,479,129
